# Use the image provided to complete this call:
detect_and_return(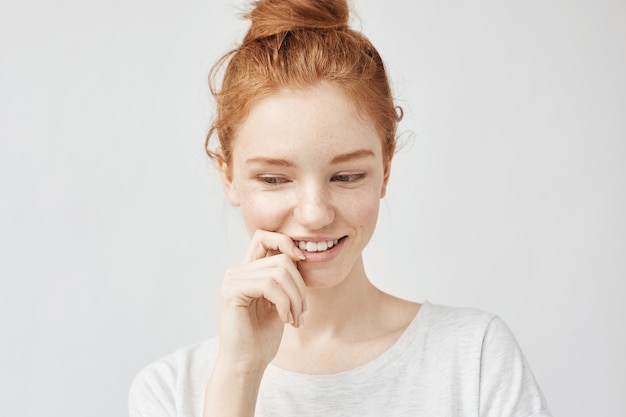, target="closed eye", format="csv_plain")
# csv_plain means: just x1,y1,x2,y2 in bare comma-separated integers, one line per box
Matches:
331,173,366,183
